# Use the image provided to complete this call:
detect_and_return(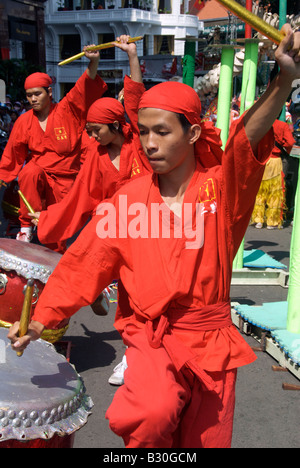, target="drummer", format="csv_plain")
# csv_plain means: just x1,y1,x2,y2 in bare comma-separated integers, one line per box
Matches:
7,24,300,448
26,36,153,386
0,45,106,252
27,36,152,249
